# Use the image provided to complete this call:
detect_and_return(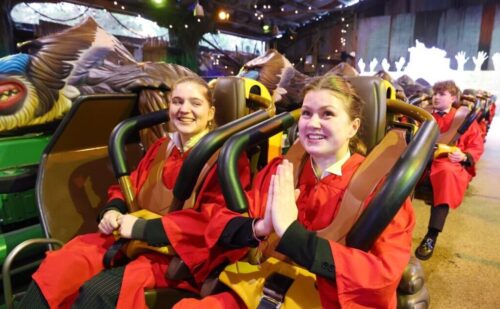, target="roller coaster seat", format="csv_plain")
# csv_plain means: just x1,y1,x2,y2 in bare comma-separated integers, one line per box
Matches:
5,77,275,308
110,76,275,308
414,93,480,204
214,76,437,308
212,77,280,165
1,94,144,308
37,94,142,243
